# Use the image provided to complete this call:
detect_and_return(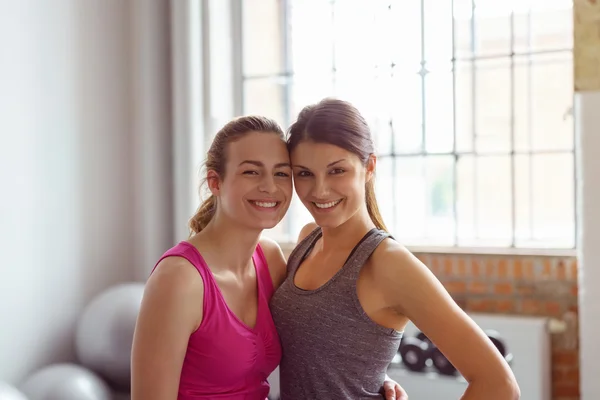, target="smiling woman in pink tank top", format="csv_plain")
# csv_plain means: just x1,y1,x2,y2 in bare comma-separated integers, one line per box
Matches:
131,116,293,400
